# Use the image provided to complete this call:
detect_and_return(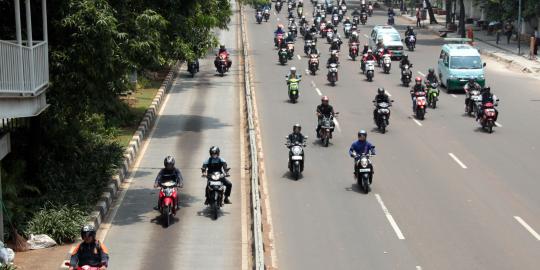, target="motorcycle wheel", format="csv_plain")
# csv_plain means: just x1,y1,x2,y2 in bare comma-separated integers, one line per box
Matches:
212,201,219,220
351,55,356,61
190,72,195,78
380,123,386,134
293,163,300,180
323,136,329,147
432,100,437,109
417,109,425,120
163,205,171,227
362,177,370,193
